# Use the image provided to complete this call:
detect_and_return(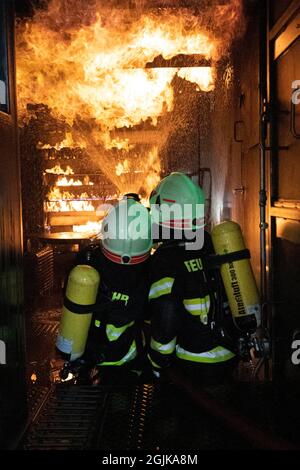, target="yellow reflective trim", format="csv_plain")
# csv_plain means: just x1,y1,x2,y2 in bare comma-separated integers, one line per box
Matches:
99,341,137,366
176,345,235,363
106,321,134,342
95,319,101,328
183,295,210,309
150,337,177,355
147,353,162,369
183,295,210,324
149,277,175,300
